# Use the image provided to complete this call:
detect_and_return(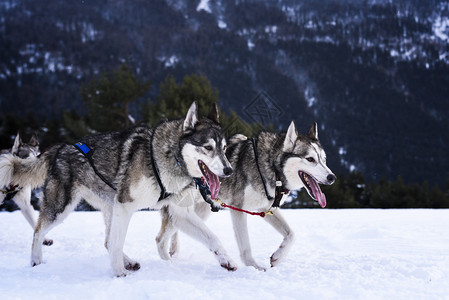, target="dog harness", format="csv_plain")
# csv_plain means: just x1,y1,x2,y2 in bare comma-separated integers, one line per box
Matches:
193,138,290,217
149,128,172,201
250,138,289,208
73,142,117,191
193,177,220,212
0,184,22,201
